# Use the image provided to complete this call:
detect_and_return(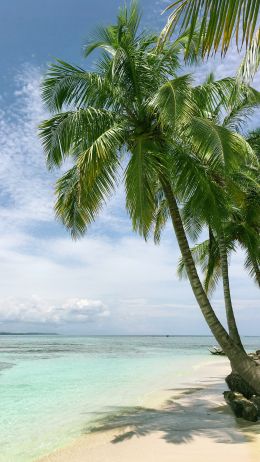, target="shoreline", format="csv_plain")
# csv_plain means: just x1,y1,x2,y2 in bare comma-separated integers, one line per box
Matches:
37,359,260,462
